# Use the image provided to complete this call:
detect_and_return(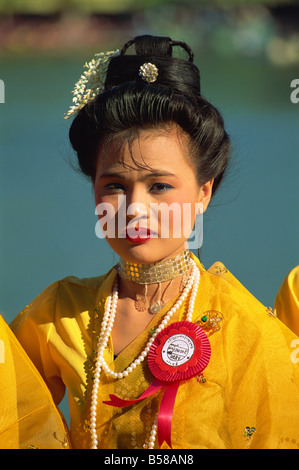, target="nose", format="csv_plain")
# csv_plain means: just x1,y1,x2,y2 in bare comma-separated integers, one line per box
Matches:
126,202,148,220
125,187,148,220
